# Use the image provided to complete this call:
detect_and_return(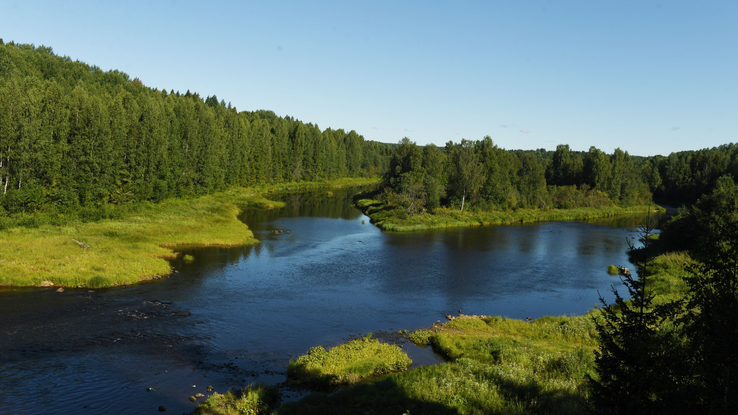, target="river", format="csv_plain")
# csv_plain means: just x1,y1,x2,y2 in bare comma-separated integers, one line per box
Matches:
0,187,660,414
